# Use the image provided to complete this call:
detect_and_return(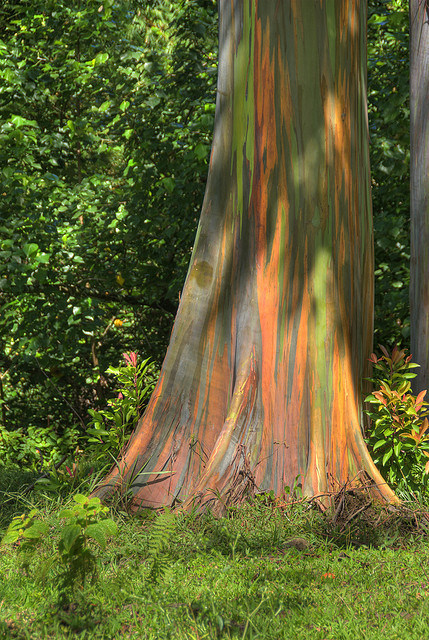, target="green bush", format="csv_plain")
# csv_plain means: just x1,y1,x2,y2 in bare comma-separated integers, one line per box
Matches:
0,351,155,490
1,493,117,605
0,423,79,471
84,351,157,465
365,346,429,493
